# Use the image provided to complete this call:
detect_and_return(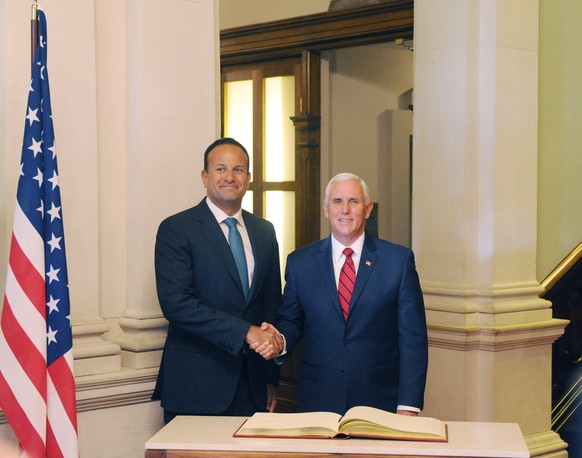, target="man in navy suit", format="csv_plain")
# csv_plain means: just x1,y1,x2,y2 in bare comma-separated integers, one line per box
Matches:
153,138,284,423
274,173,428,416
